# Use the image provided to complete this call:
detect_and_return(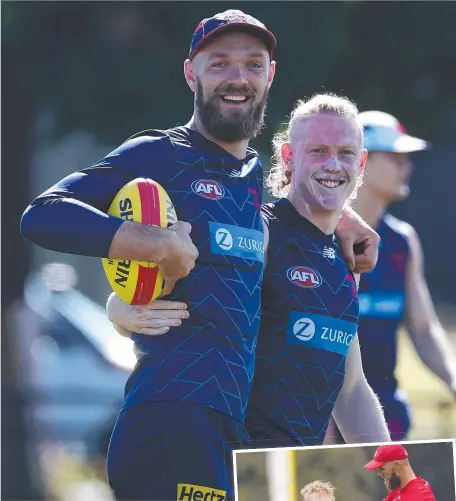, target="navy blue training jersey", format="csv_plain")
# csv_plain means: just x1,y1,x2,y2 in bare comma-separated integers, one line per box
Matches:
358,213,410,396
245,199,360,445
21,127,265,422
